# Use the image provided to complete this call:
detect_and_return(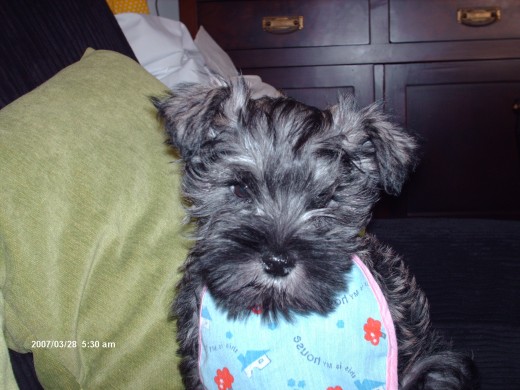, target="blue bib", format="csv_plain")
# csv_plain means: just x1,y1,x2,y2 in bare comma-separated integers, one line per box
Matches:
198,255,398,390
